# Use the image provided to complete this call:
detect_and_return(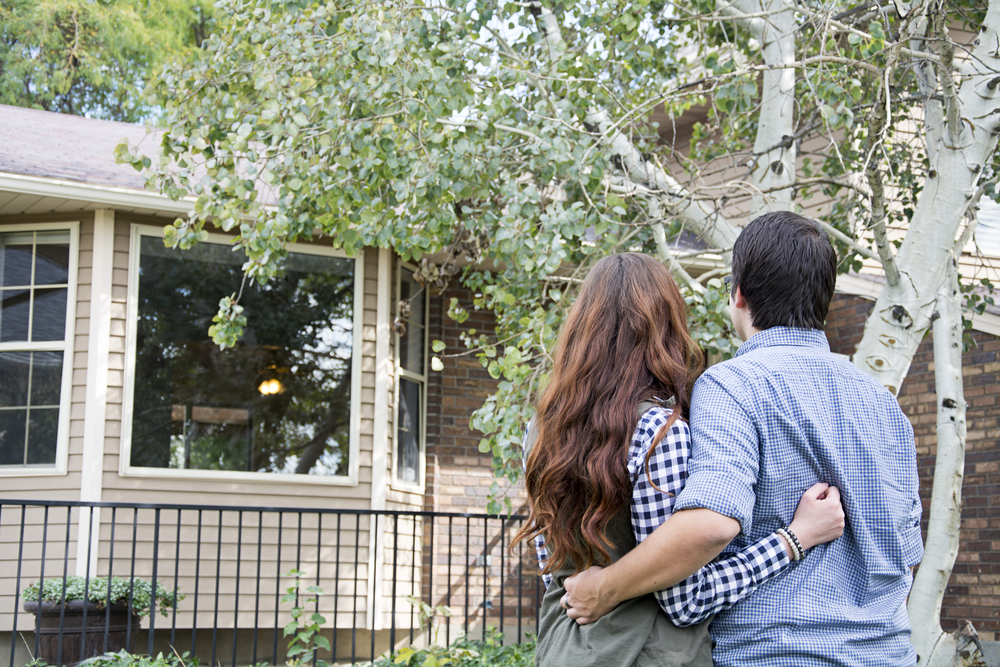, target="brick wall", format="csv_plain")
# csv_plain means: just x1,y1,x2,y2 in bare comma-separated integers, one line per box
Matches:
825,294,1000,640
422,286,540,629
